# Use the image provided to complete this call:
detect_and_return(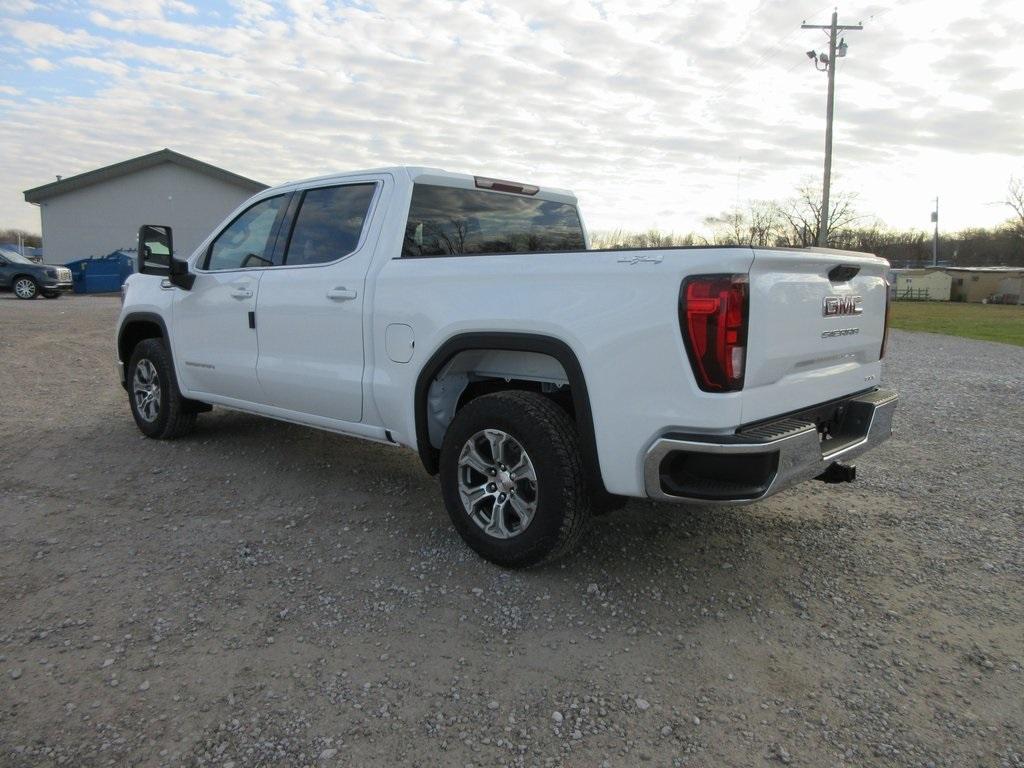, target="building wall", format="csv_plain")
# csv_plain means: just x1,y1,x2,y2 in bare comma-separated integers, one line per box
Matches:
948,271,1024,303
37,163,260,264
997,276,1023,304
894,270,951,301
